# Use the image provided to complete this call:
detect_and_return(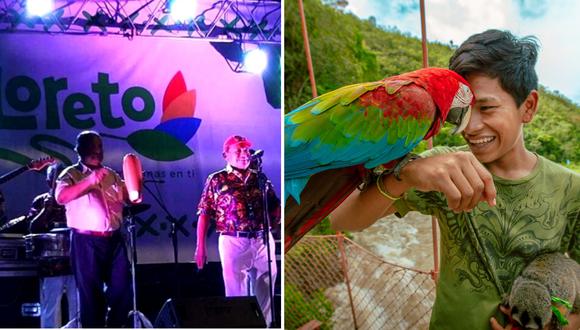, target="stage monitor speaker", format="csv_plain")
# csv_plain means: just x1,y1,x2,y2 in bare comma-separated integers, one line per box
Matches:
154,296,266,328
0,275,40,328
